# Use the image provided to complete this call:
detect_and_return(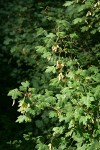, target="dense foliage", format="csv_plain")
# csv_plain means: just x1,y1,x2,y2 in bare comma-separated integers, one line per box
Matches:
1,0,100,149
